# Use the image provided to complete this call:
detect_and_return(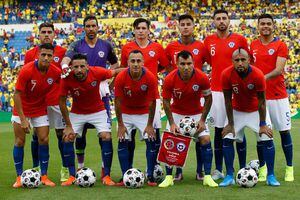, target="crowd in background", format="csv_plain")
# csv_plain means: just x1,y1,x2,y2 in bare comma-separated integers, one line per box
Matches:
0,0,299,116
0,0,298,25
